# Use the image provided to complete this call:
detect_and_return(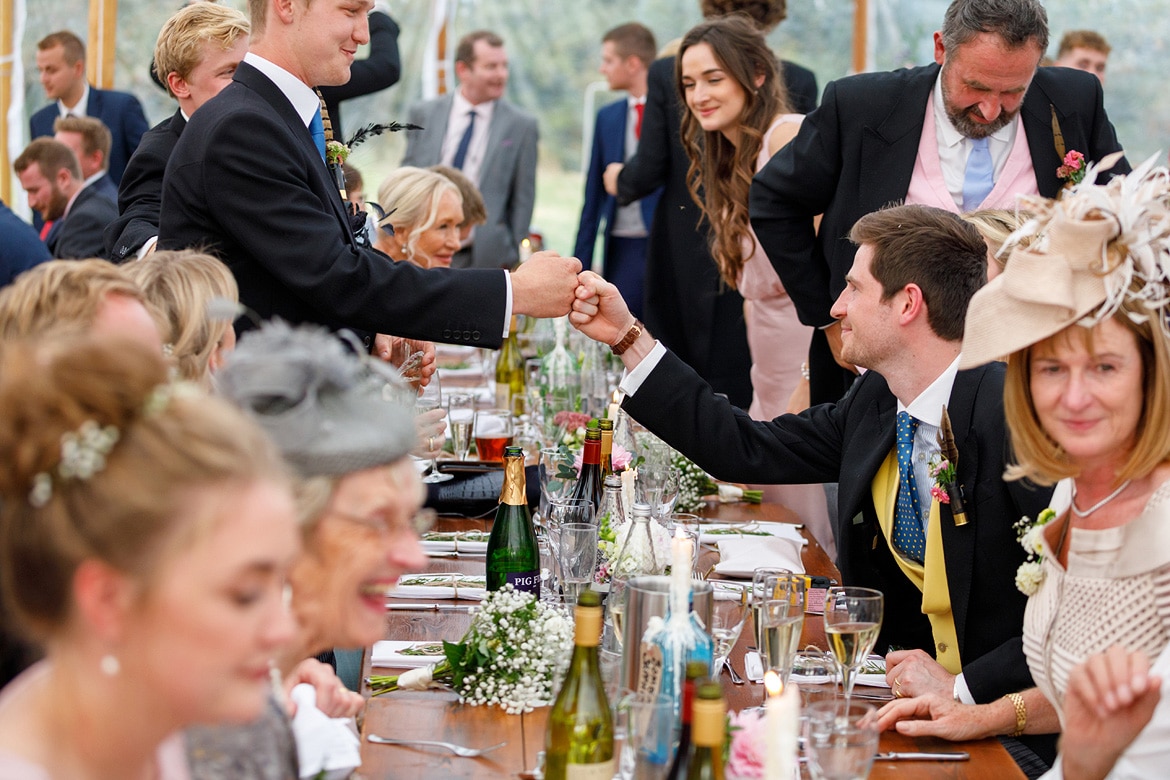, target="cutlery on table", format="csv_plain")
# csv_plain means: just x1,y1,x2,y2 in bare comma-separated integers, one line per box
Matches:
367,735,507,758
874,751,970,761
384,603,474,612
720,656,746,685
